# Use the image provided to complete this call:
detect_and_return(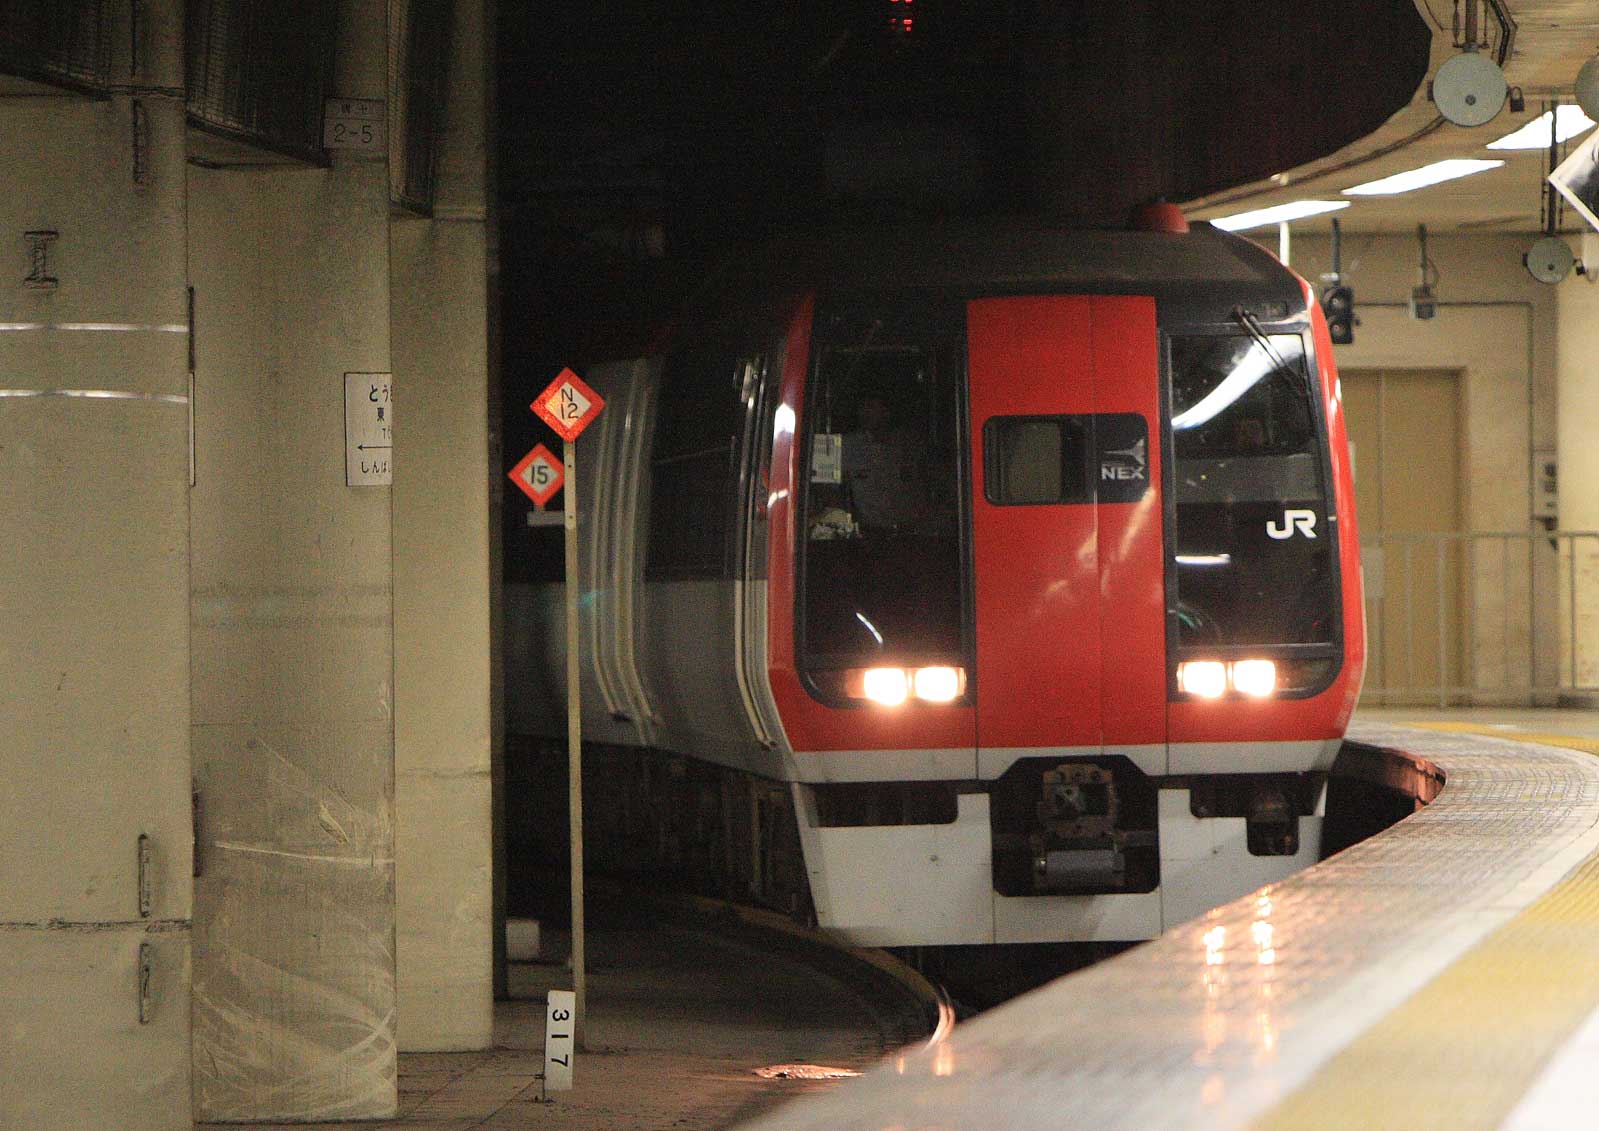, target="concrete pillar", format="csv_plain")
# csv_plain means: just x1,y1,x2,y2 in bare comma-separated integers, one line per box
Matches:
187,0,397,1119
0,2,193,1127
392,0,500,1049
